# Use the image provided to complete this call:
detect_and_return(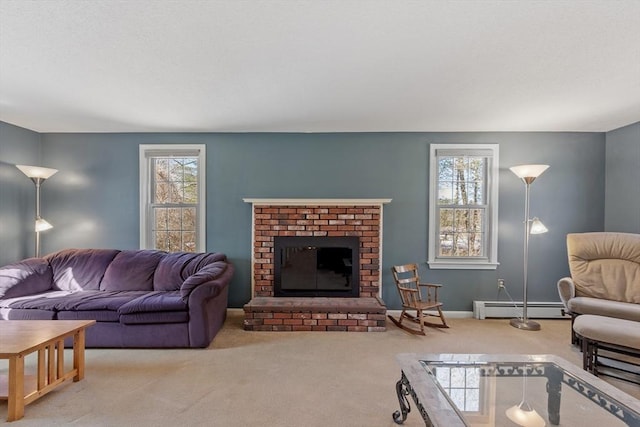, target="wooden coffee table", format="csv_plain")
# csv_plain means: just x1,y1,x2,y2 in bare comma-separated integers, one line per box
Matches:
0,320,95,422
